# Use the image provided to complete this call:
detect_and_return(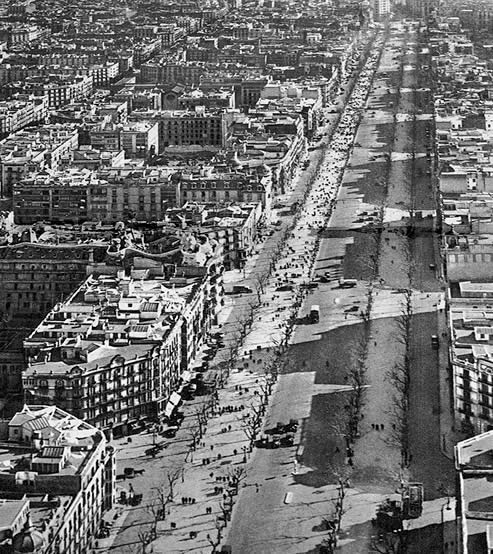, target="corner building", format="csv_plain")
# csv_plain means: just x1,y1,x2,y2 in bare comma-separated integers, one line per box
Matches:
22,263,221,433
